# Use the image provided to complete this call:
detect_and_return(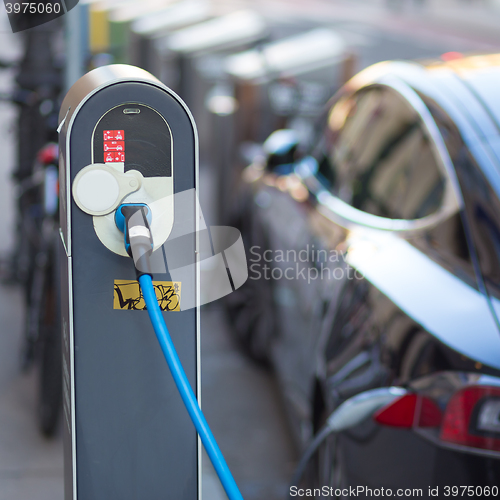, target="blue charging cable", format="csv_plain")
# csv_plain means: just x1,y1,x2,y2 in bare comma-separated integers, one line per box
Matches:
118,203,244,500
139,273,244,500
